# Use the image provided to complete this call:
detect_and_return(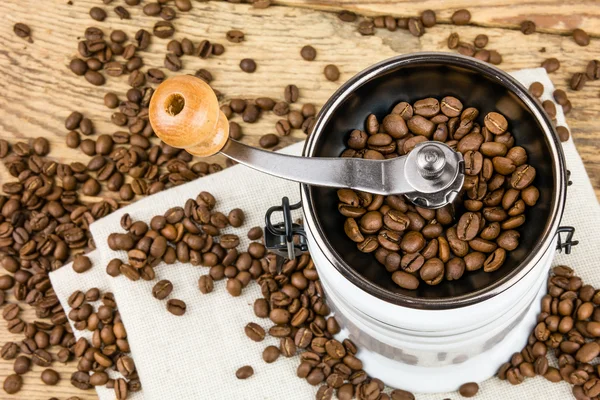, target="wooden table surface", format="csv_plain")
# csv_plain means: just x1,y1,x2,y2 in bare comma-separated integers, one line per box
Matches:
1,1,599,399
